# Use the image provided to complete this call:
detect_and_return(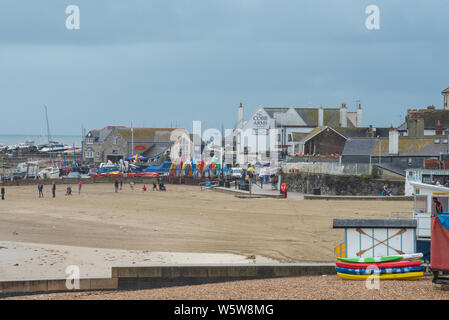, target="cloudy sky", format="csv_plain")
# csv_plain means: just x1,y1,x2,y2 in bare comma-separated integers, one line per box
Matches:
0,0,448,135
